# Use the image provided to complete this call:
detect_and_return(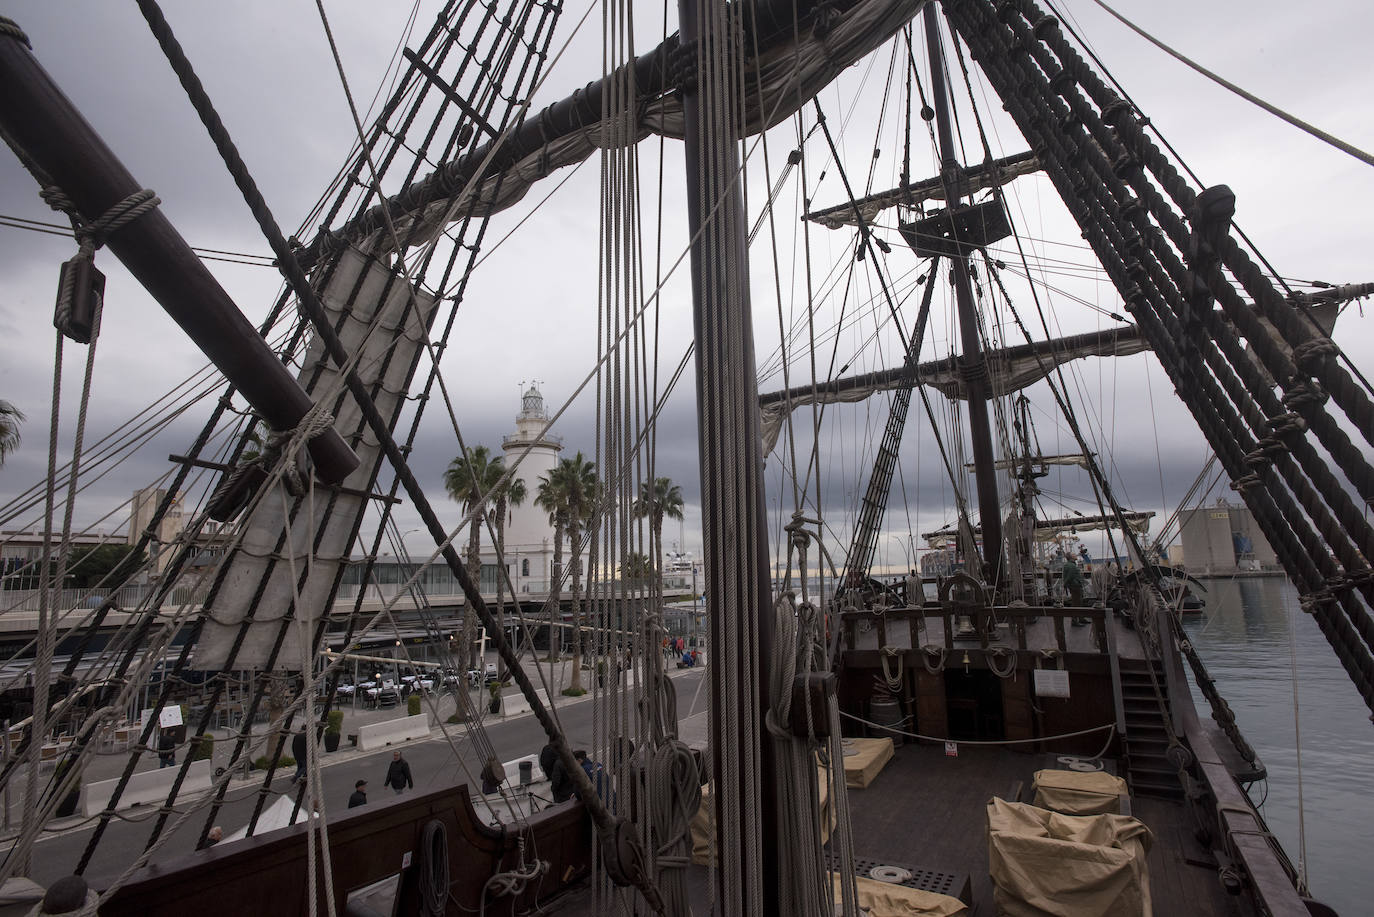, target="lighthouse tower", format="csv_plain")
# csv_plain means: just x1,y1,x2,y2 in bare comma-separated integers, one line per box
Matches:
500,384,562,592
